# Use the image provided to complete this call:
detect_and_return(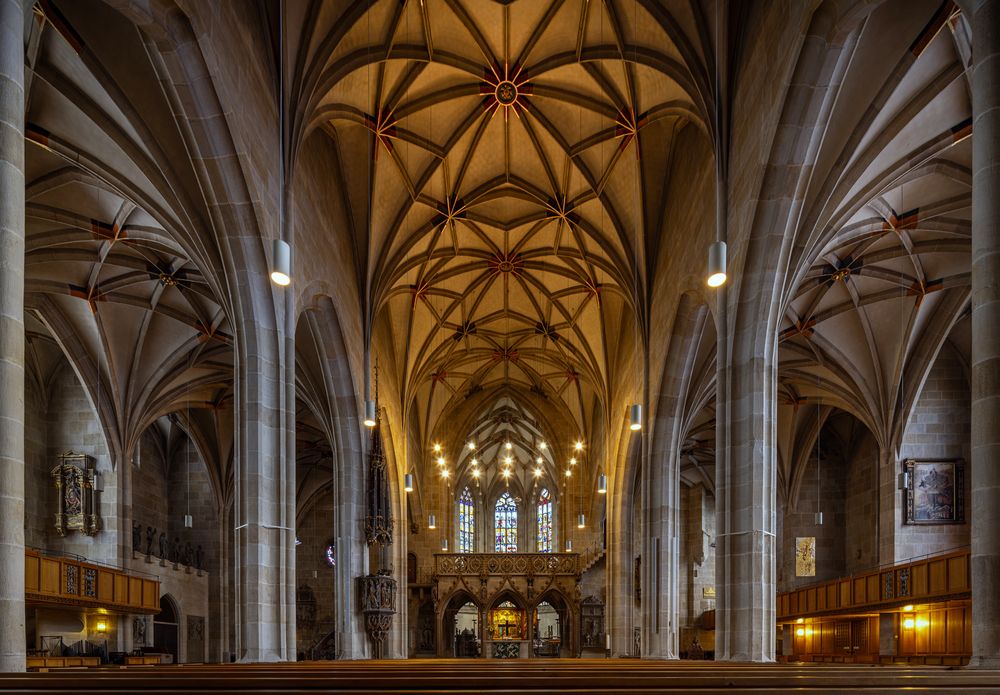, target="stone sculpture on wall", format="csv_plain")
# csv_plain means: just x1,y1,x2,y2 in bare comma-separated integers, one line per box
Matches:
133,617,146,646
